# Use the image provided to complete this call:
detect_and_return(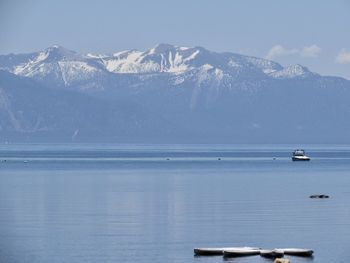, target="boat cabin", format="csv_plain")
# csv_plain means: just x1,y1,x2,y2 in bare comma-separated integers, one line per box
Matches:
293,149,306,156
